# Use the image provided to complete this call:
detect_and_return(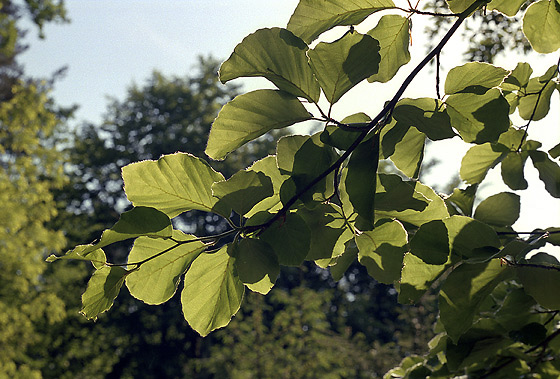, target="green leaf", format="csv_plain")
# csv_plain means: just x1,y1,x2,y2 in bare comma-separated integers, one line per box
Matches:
488,0,529,16
46,245,106,269
460,142,508,184
329,239,358,281
245,156,289,217
280,133,338,204
517,265,560,310
260,212,311,266
125,230,205,305
356,220,408,284
298,203,353,262
445,88,510,144
366,15,410,83
206,89,312,160
123,153,225,218
500,62,533,92
181,246,244,337
391,98,456,141
444,215,501,260
445,62,509,95
345,133,380,228
399,252,450,303
546,227,560,246
219,28,320,102
390,126,425,178
287,0,395,43
410,220,450,265
230,239,279,295
308,32,380,104
501,152,529,190
439,260,512,343
446,0,483,13
529,150,560,198
320,112,370,151
549,142,560,159
376,178,450,227
523,0,560,54
81,266,128,320
212,170,273,216
518,65,558,121
276,134,308,173
474,192,520,227
445,185,477,217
